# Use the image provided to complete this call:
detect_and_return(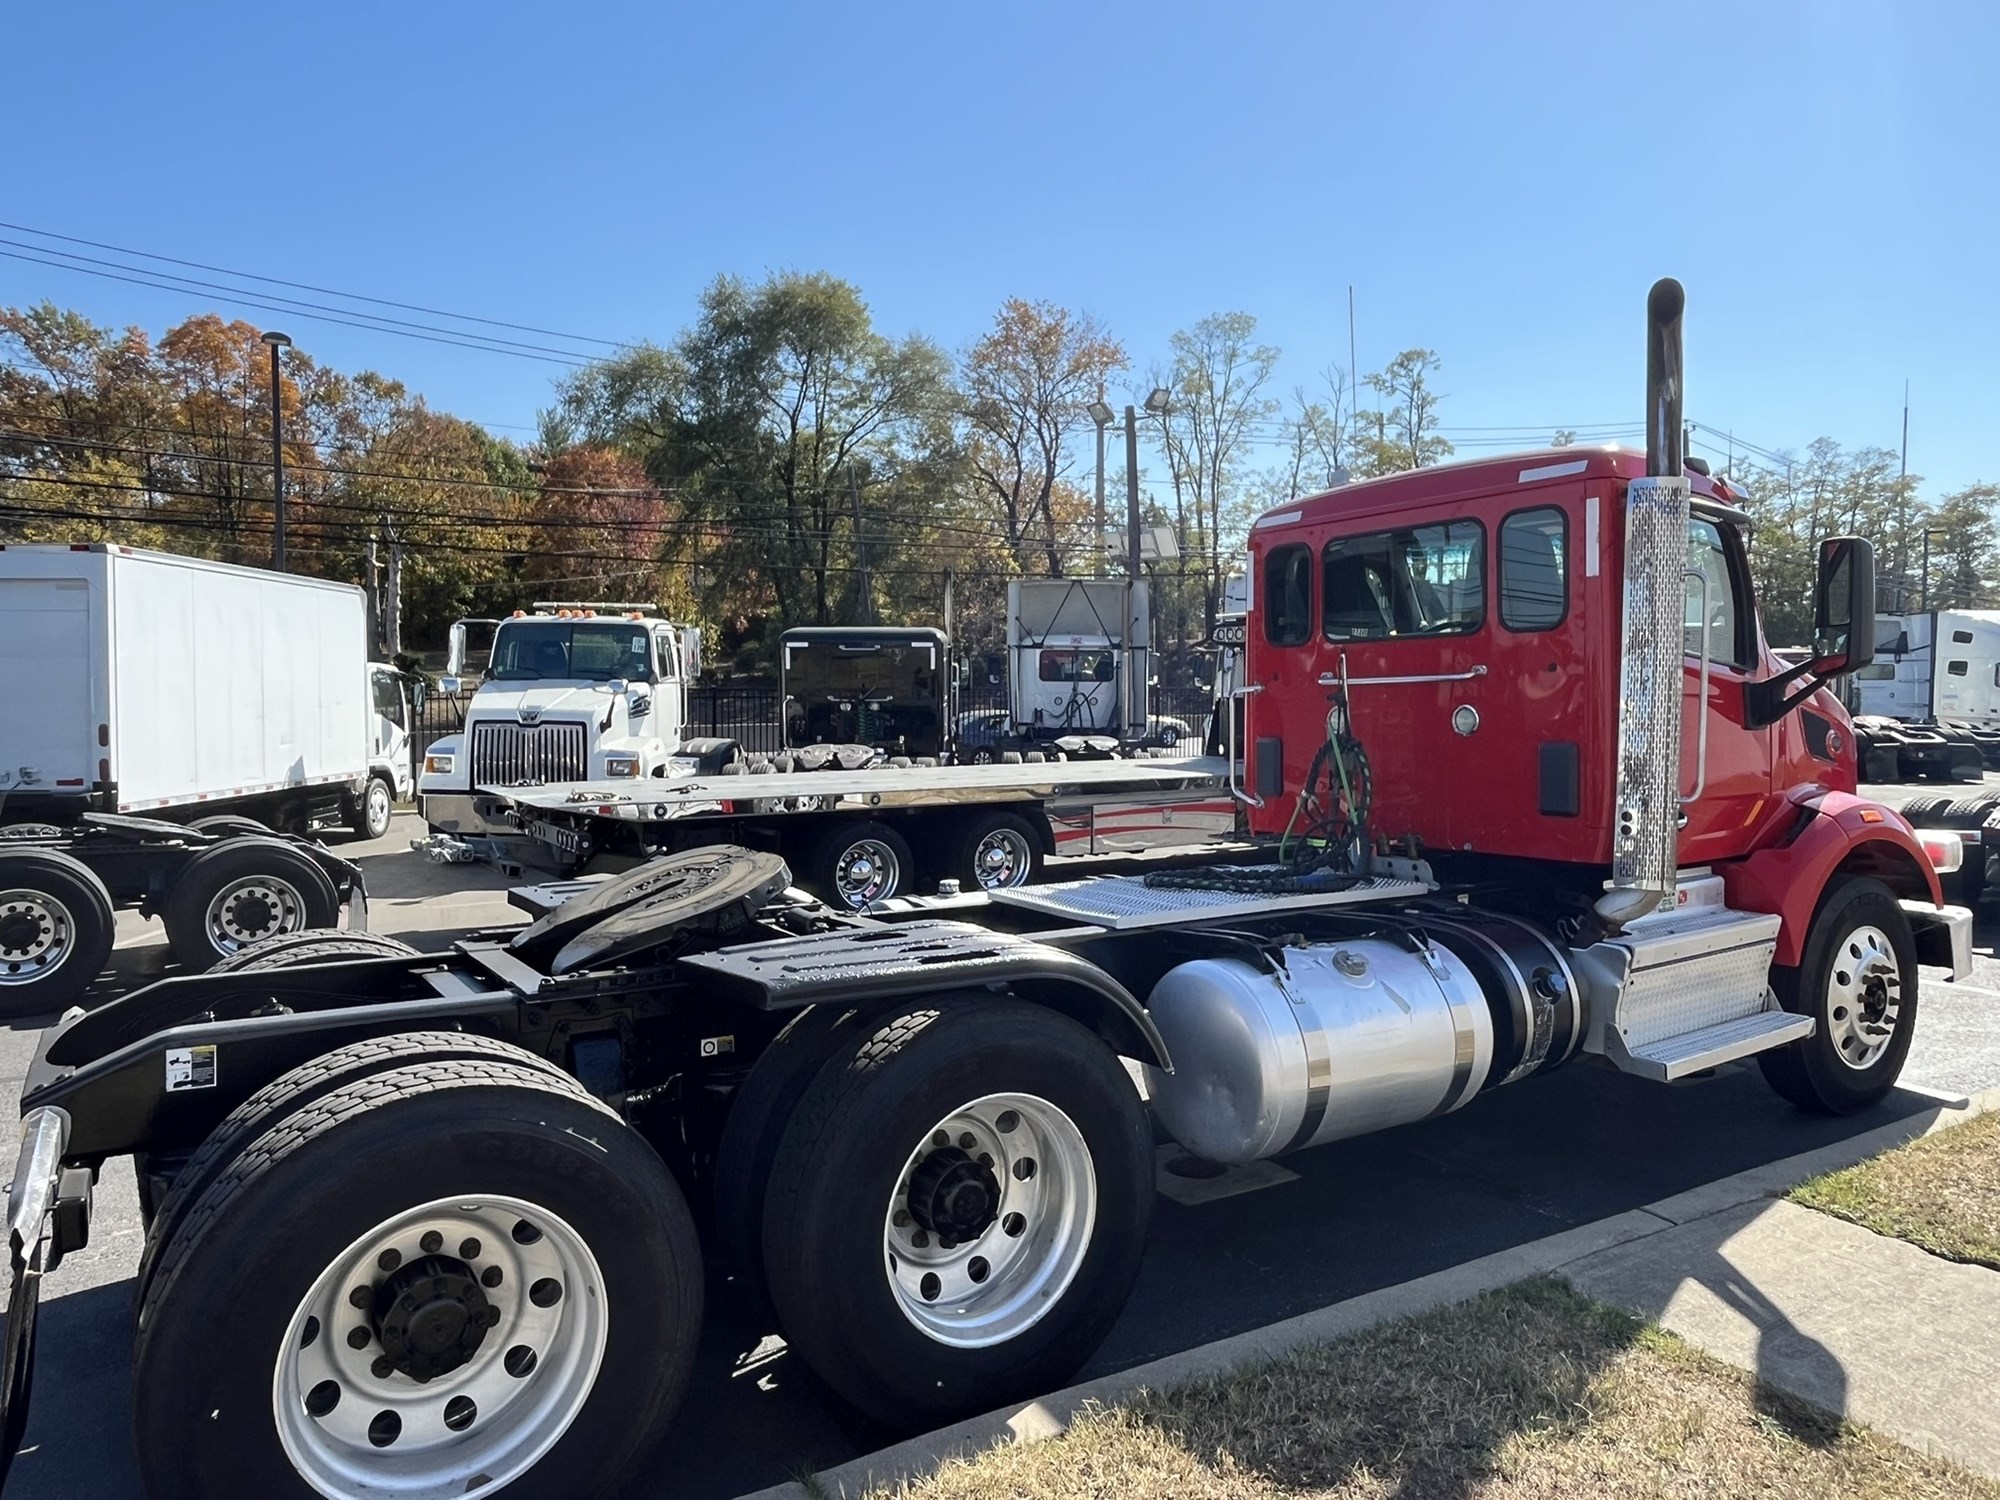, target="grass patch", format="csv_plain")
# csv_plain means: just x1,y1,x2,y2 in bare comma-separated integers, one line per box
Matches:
1790,1110,2000,1270
875,1278,1996,1499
